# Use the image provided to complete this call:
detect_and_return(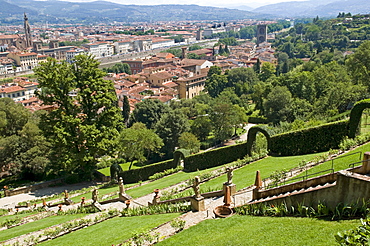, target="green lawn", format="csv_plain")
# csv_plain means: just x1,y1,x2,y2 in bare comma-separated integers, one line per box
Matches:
158,215,360,246
98,161,141,176
40,213,180,246
287,142,370,183
0,212,38,224
0,214,82,242
200,152,327,192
